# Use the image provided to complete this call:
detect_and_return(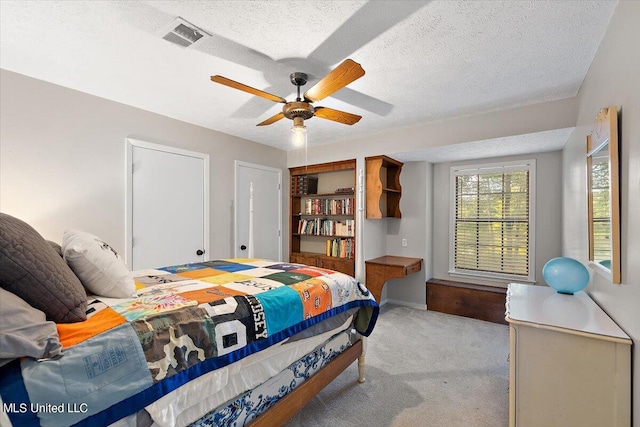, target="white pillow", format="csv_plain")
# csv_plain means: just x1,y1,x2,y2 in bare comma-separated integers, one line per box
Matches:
62,229,135,298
